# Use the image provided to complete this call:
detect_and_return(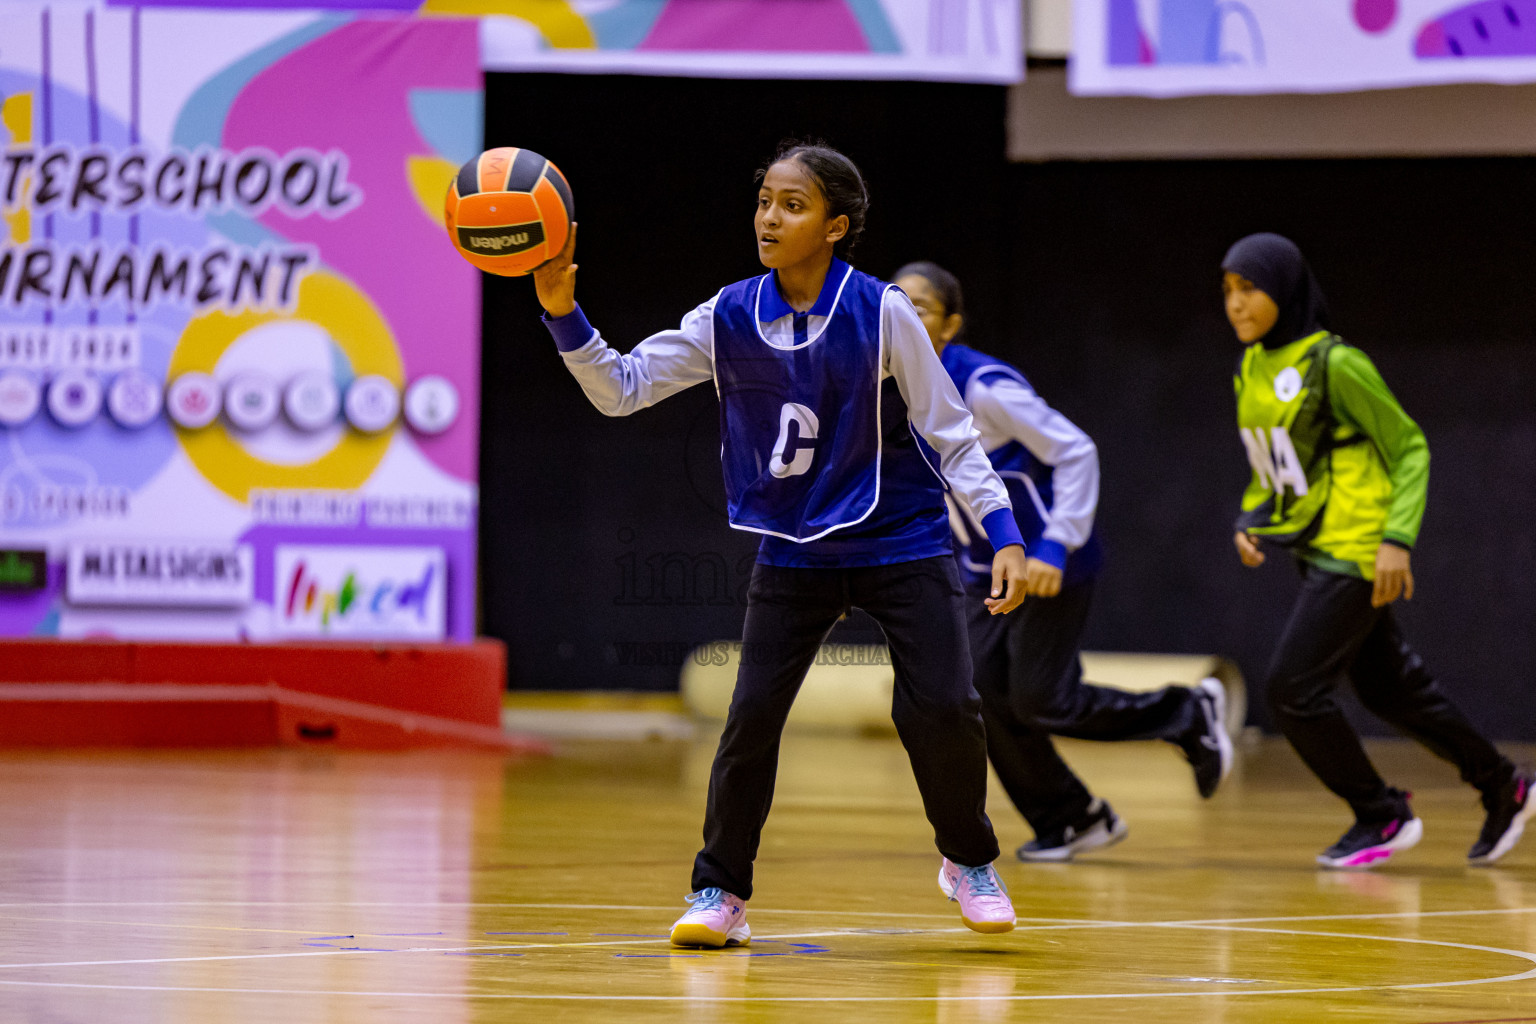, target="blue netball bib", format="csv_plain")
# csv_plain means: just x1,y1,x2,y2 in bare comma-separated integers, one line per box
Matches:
939,343,1103,582
713,260,888,542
